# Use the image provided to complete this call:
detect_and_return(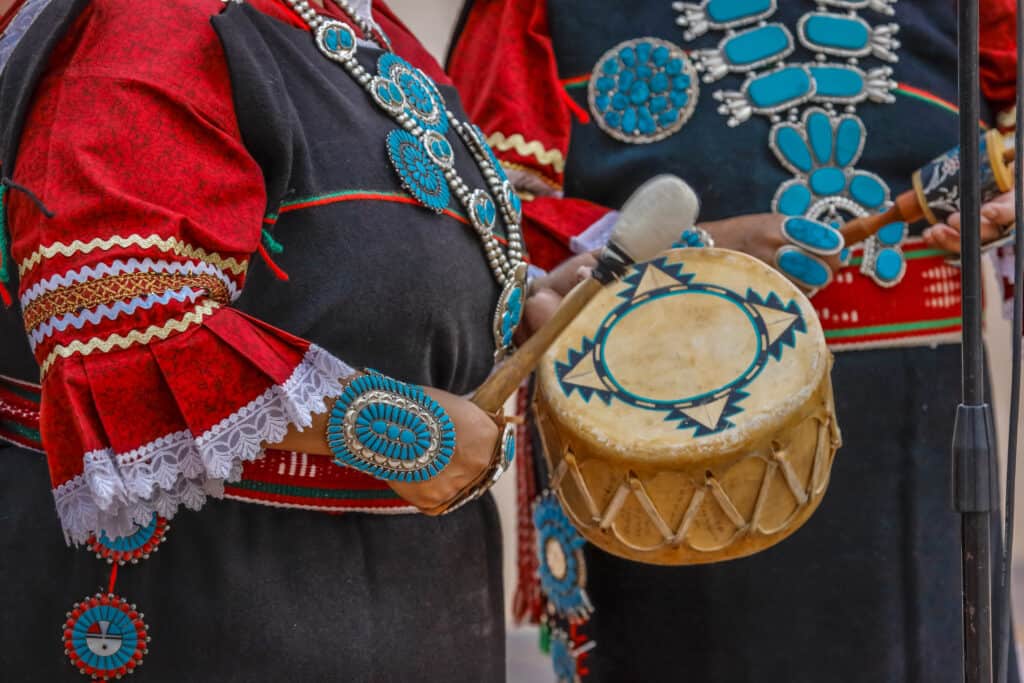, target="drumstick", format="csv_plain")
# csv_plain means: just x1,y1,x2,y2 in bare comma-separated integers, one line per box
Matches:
472,175,701,415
